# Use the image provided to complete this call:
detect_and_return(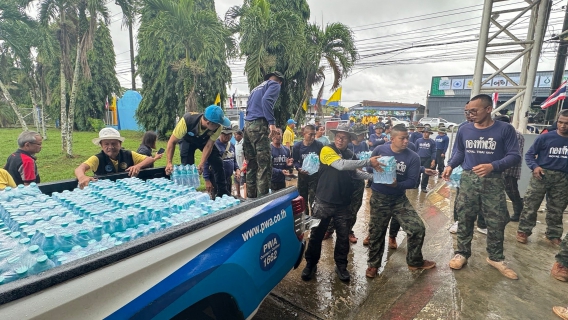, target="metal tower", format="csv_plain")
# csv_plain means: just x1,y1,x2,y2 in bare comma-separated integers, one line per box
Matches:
471,0,551,132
